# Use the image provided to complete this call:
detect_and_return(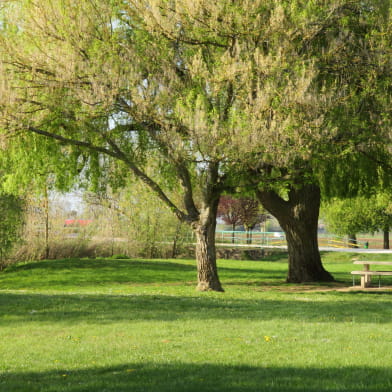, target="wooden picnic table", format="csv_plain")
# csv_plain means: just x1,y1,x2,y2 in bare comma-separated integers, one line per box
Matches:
351,260,392,288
